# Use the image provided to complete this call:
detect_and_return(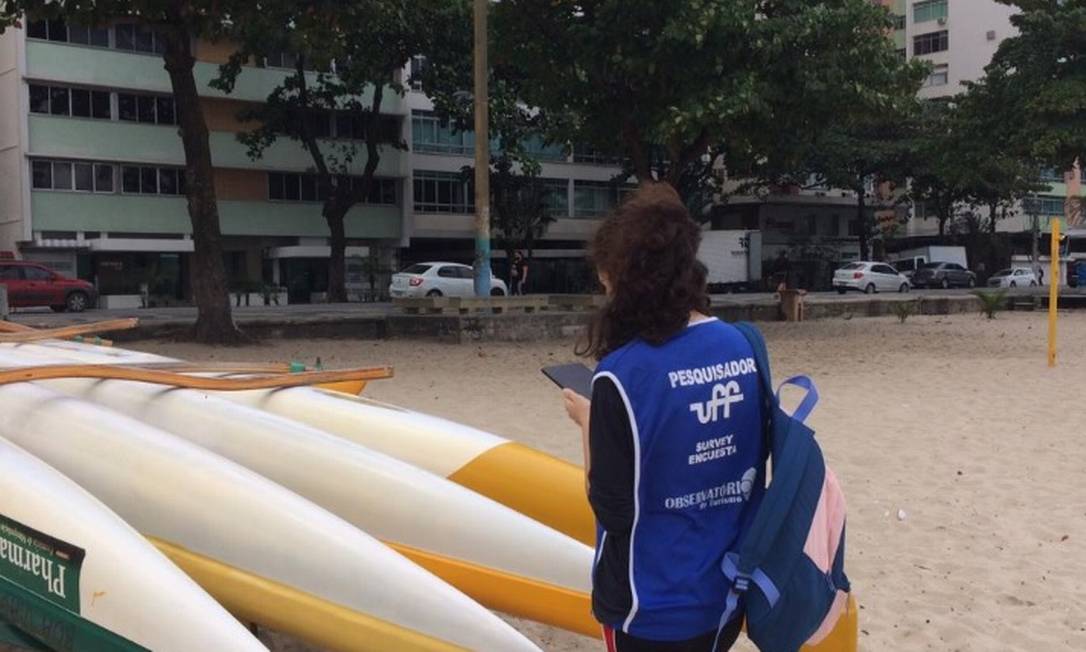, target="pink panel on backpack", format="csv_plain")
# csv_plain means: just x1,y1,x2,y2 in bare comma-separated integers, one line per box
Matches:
802,467,846,572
